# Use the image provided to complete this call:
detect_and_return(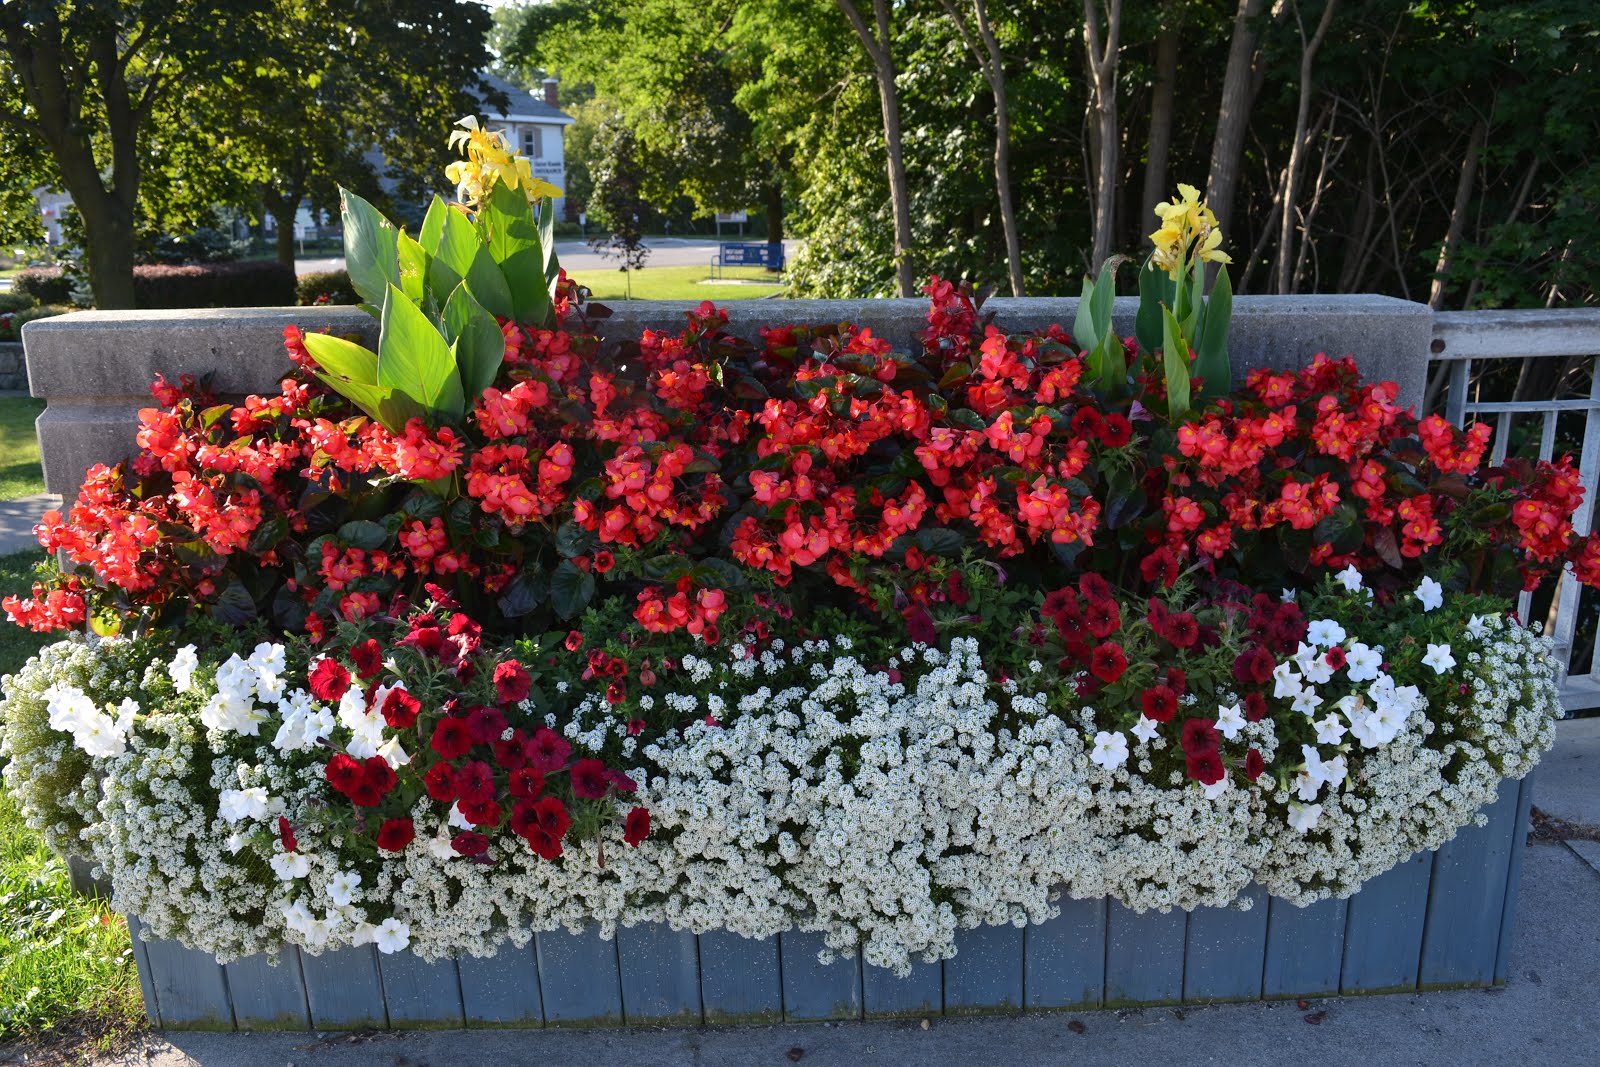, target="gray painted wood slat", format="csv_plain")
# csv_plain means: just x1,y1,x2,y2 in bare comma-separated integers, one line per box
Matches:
301,946,388,1029
1262,896,1347,998
1341,850,1432,994
458,945,543,1026
862,955,942,1018
944,924,1024,1014
1420,781,1520,988
1104,903,1186,1006
698,930,783,1023
779,931,862,1021
127,917,161,1027
224,949,310,1029
1183,886,1268,1003
616,923,702,1025
378,953,464,1027
139,927,234,1029
1023,896,1106,1010
536,927,623,1025
1495,772,1537,984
